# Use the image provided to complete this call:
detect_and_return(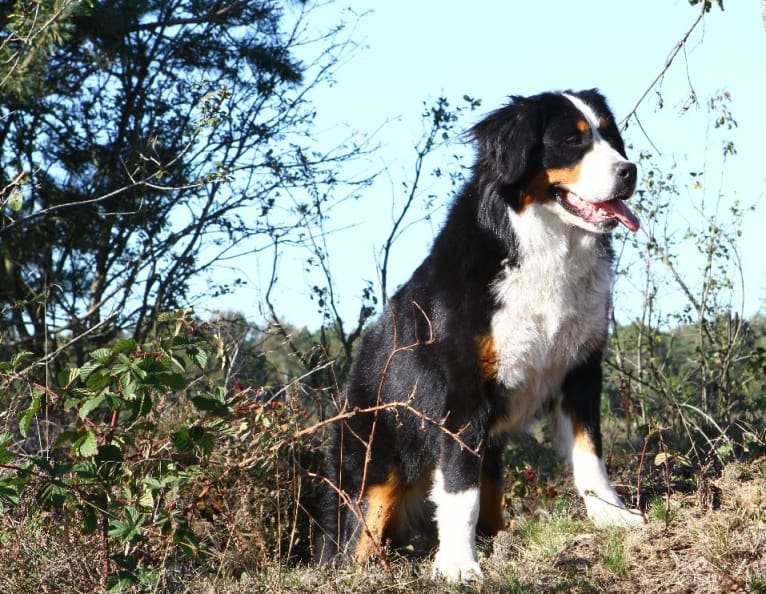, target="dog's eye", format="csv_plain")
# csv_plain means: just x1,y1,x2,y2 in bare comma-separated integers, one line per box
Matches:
563,135,583,147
